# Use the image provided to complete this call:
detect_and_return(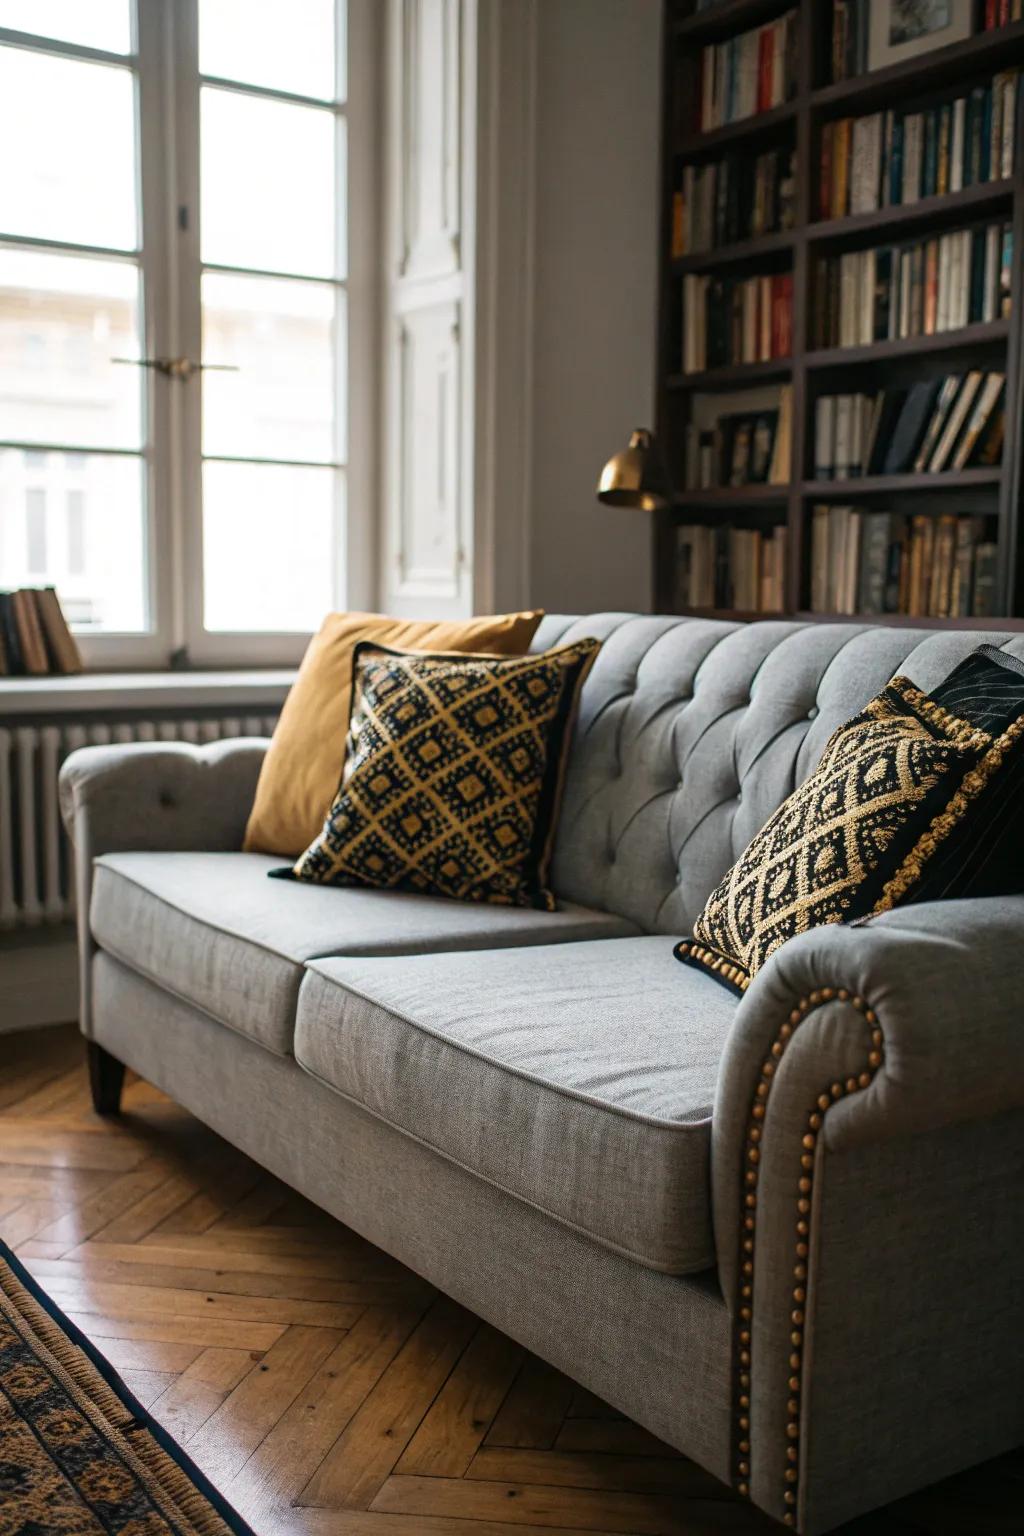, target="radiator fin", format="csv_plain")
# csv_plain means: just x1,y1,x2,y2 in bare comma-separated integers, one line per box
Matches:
0,716,277,932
